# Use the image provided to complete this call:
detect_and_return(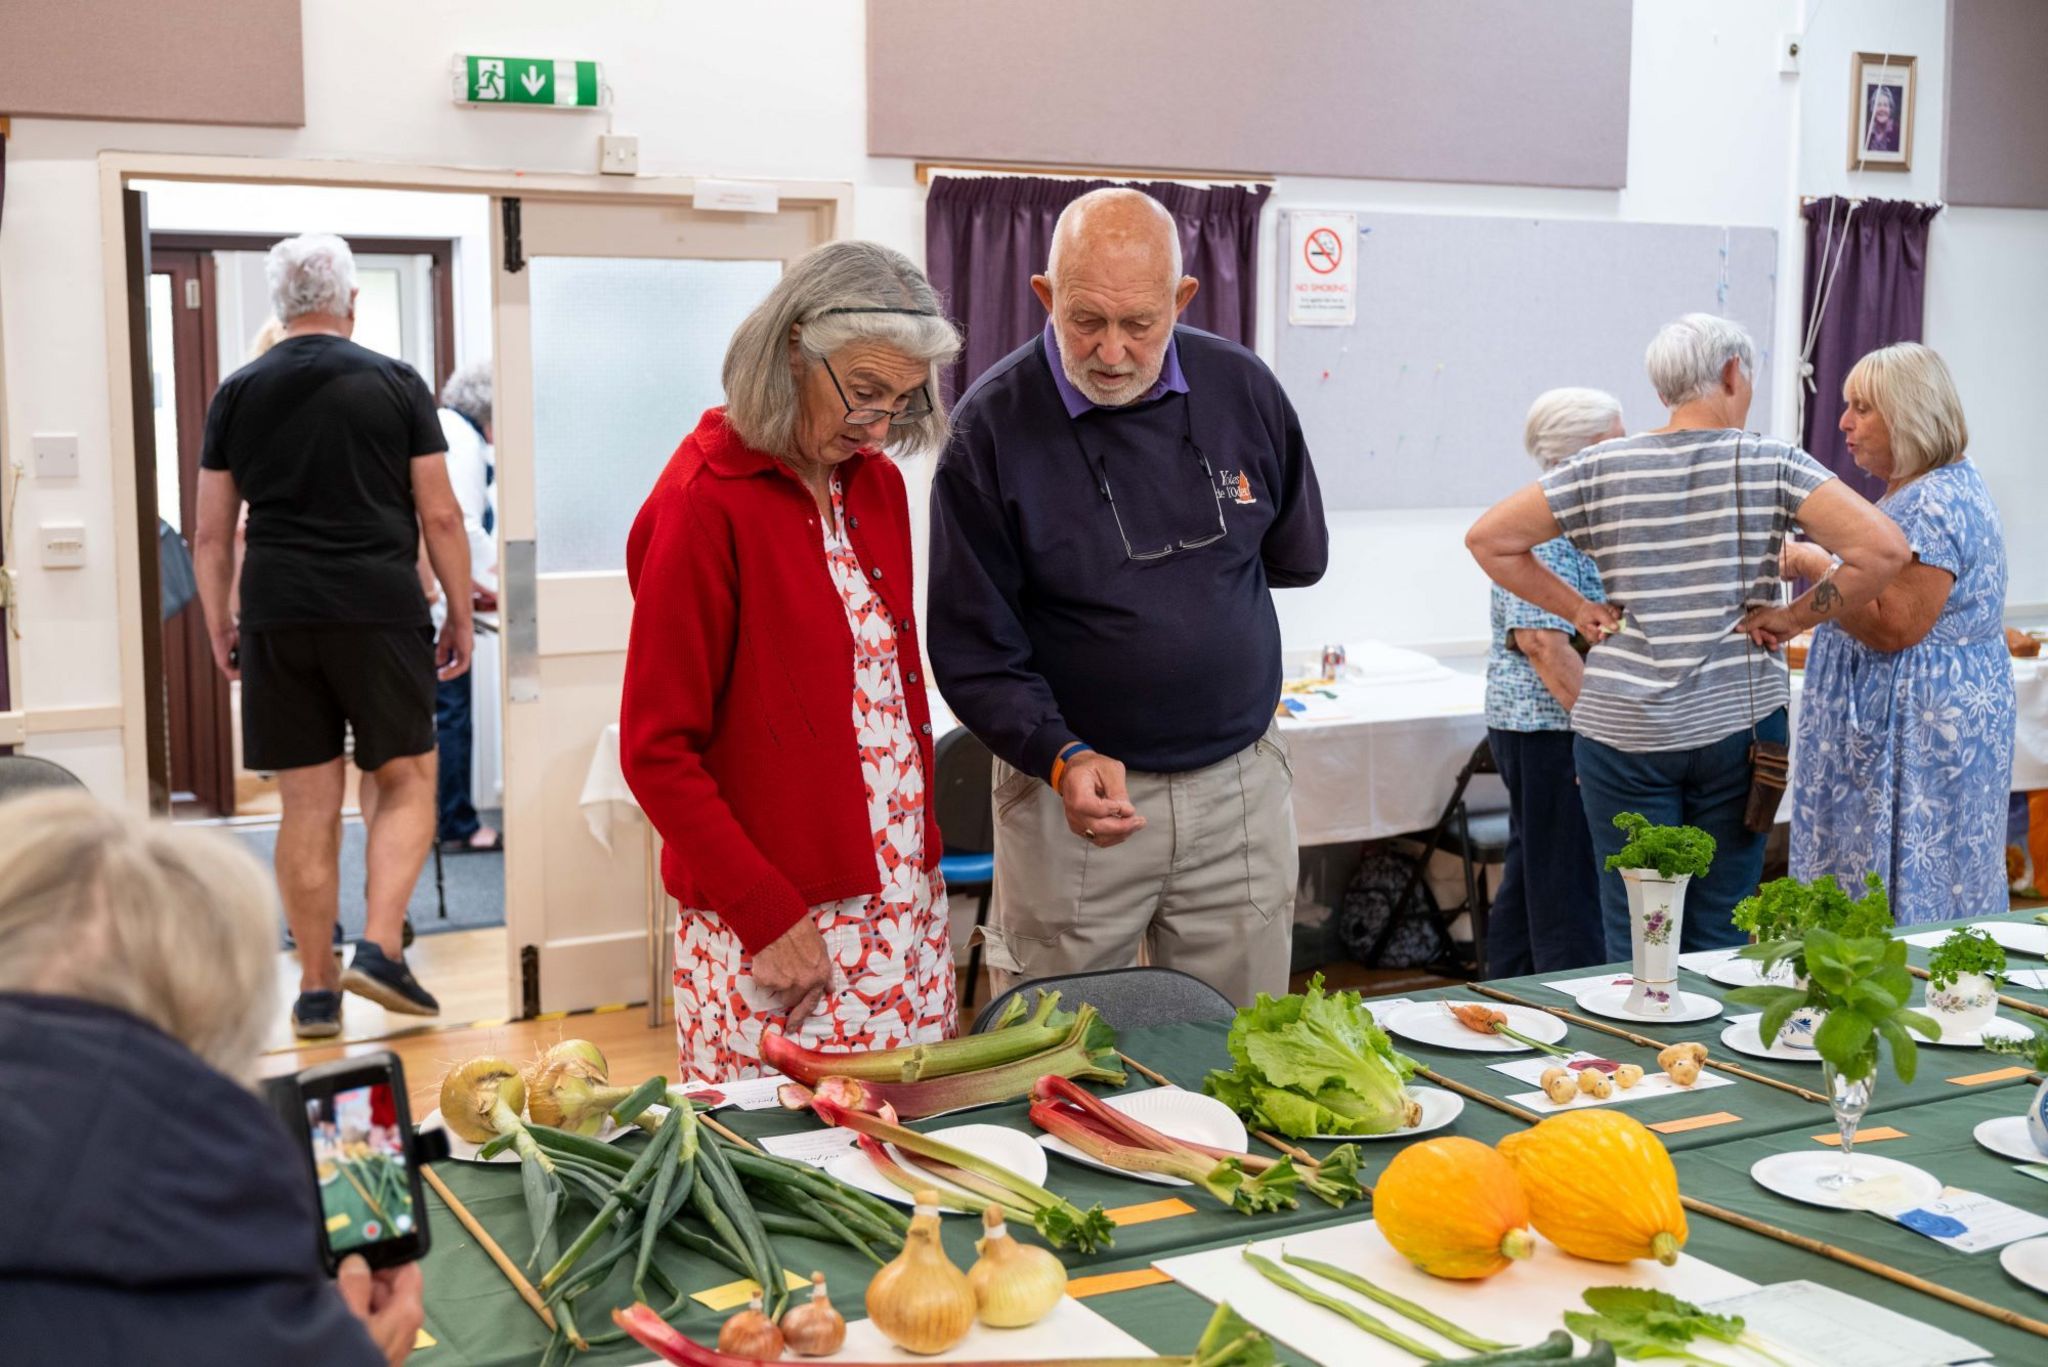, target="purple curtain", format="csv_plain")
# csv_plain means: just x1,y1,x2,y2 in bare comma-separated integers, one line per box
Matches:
924,175,1271,403
1799,197,1941,501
